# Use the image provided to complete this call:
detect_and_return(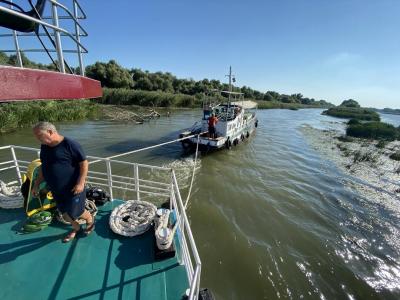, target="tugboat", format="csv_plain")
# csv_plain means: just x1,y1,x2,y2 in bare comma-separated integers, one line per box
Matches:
179,67,258,152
